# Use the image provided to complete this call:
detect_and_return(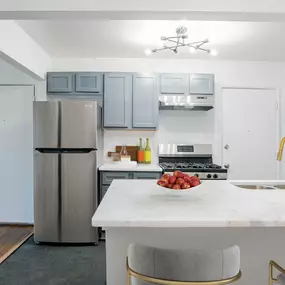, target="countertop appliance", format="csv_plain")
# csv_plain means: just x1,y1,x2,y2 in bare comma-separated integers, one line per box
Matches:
34,101,103,244
159,143,227,180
